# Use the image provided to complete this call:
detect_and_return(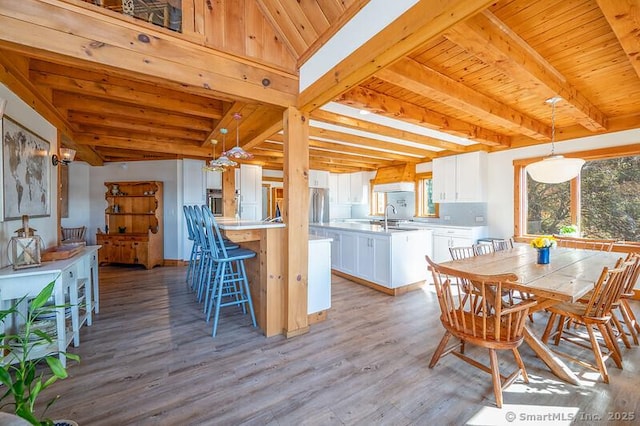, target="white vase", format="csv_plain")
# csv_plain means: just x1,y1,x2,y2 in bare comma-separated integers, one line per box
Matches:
111,184,119,195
